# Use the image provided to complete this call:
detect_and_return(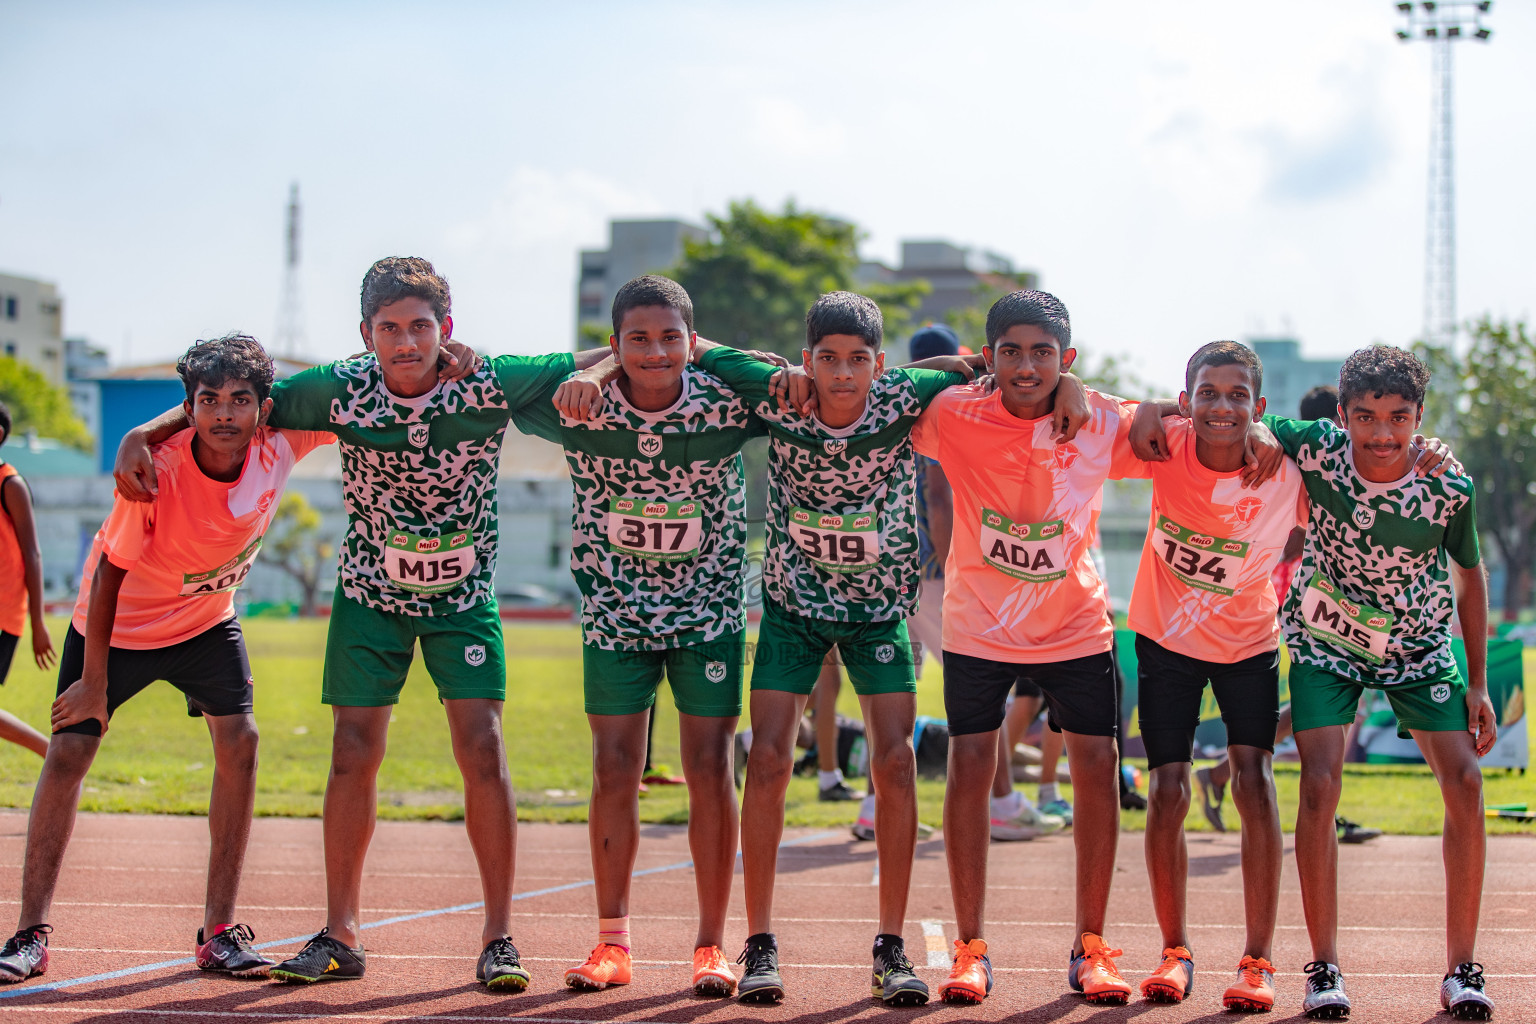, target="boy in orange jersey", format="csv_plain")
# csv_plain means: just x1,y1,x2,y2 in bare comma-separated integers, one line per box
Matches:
911,293,1281,1008
0,401,55,757
0,336,333,985
1122,342,1306,1012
